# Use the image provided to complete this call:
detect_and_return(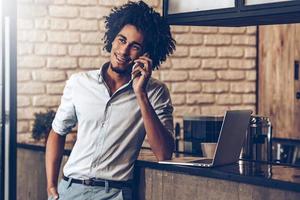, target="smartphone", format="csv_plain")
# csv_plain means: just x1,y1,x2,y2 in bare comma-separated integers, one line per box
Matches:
131,61,143,80
131,53,148,79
